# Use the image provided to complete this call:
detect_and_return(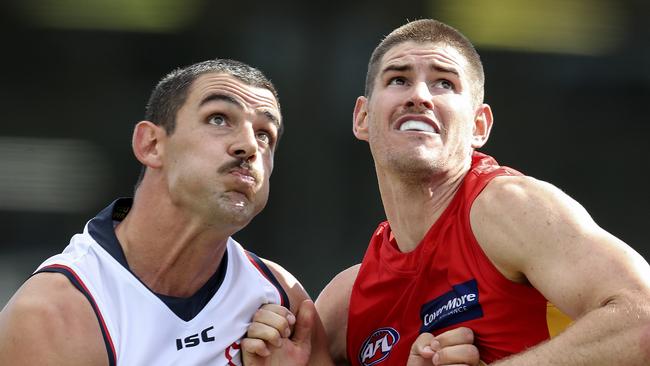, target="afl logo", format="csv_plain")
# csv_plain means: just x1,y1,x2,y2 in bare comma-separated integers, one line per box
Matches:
358,327,400,366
